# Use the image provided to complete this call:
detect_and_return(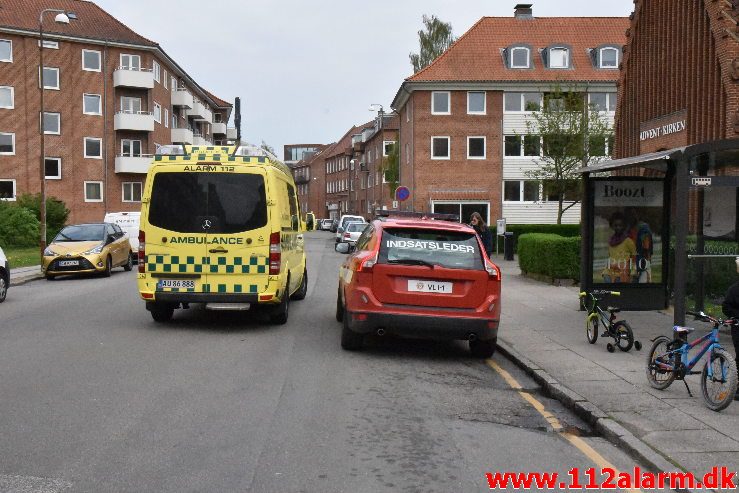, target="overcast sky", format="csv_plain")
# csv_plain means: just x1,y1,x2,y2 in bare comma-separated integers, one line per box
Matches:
96,0,633,156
